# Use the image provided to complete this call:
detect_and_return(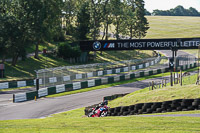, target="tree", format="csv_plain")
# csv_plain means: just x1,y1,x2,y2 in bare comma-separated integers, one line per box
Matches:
0,0,28,66
152,5,200,16
75,1,90,40
110,0,124,40
188,7,200,16
133,0,149,39
101,0,112,40
89,0,103,40
24,0,63,59
63,0,77,35
145,9,151,15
